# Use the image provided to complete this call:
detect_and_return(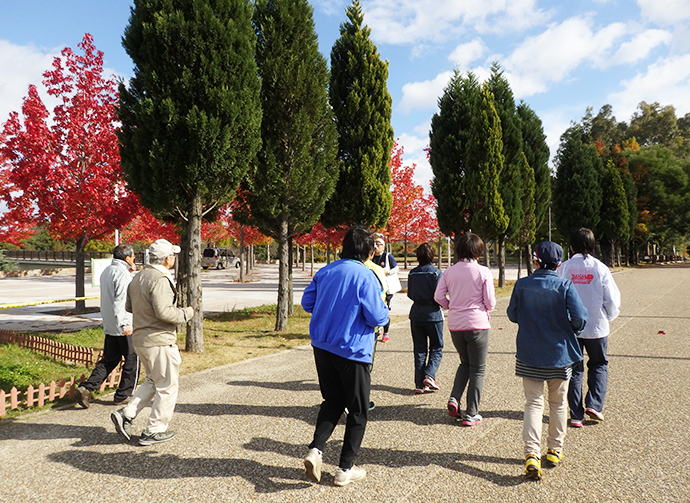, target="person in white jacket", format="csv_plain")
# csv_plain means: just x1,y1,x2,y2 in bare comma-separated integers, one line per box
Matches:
558,228,621,427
